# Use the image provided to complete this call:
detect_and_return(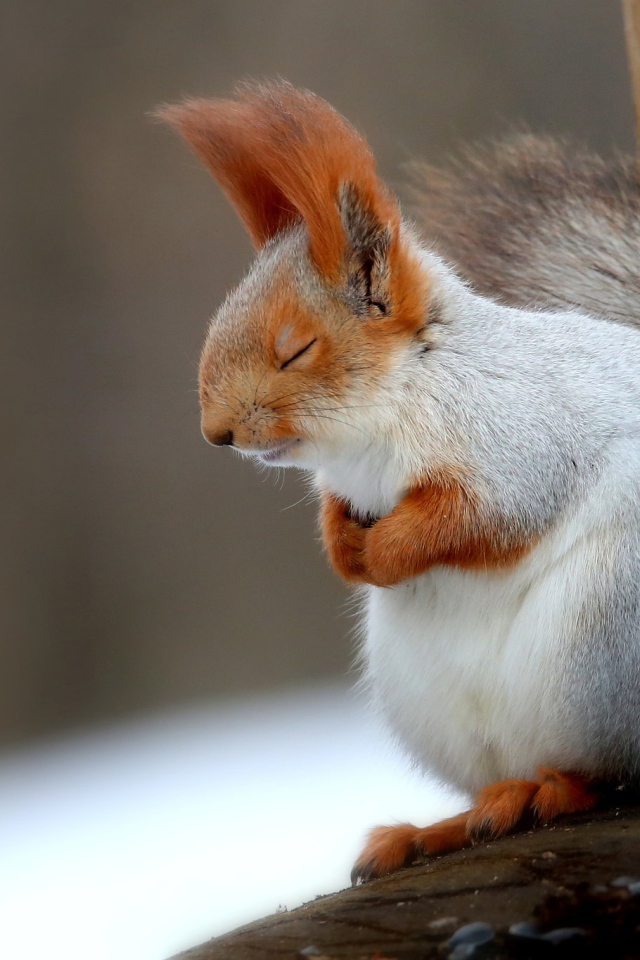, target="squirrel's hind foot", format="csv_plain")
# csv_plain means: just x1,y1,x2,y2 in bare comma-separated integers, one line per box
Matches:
351,768,599,884
350,813,469,885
